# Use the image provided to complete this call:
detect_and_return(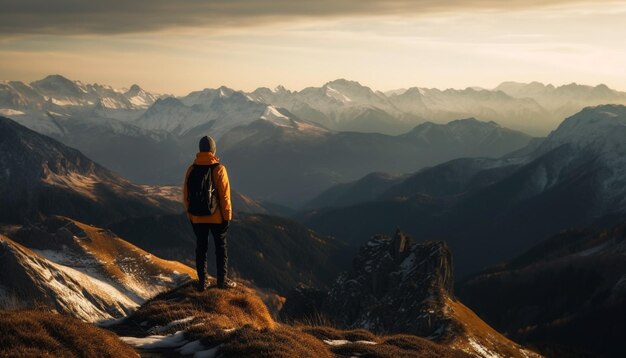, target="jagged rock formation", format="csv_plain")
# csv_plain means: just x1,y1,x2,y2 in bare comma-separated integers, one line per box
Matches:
326,230,456,338
284,230,541,357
